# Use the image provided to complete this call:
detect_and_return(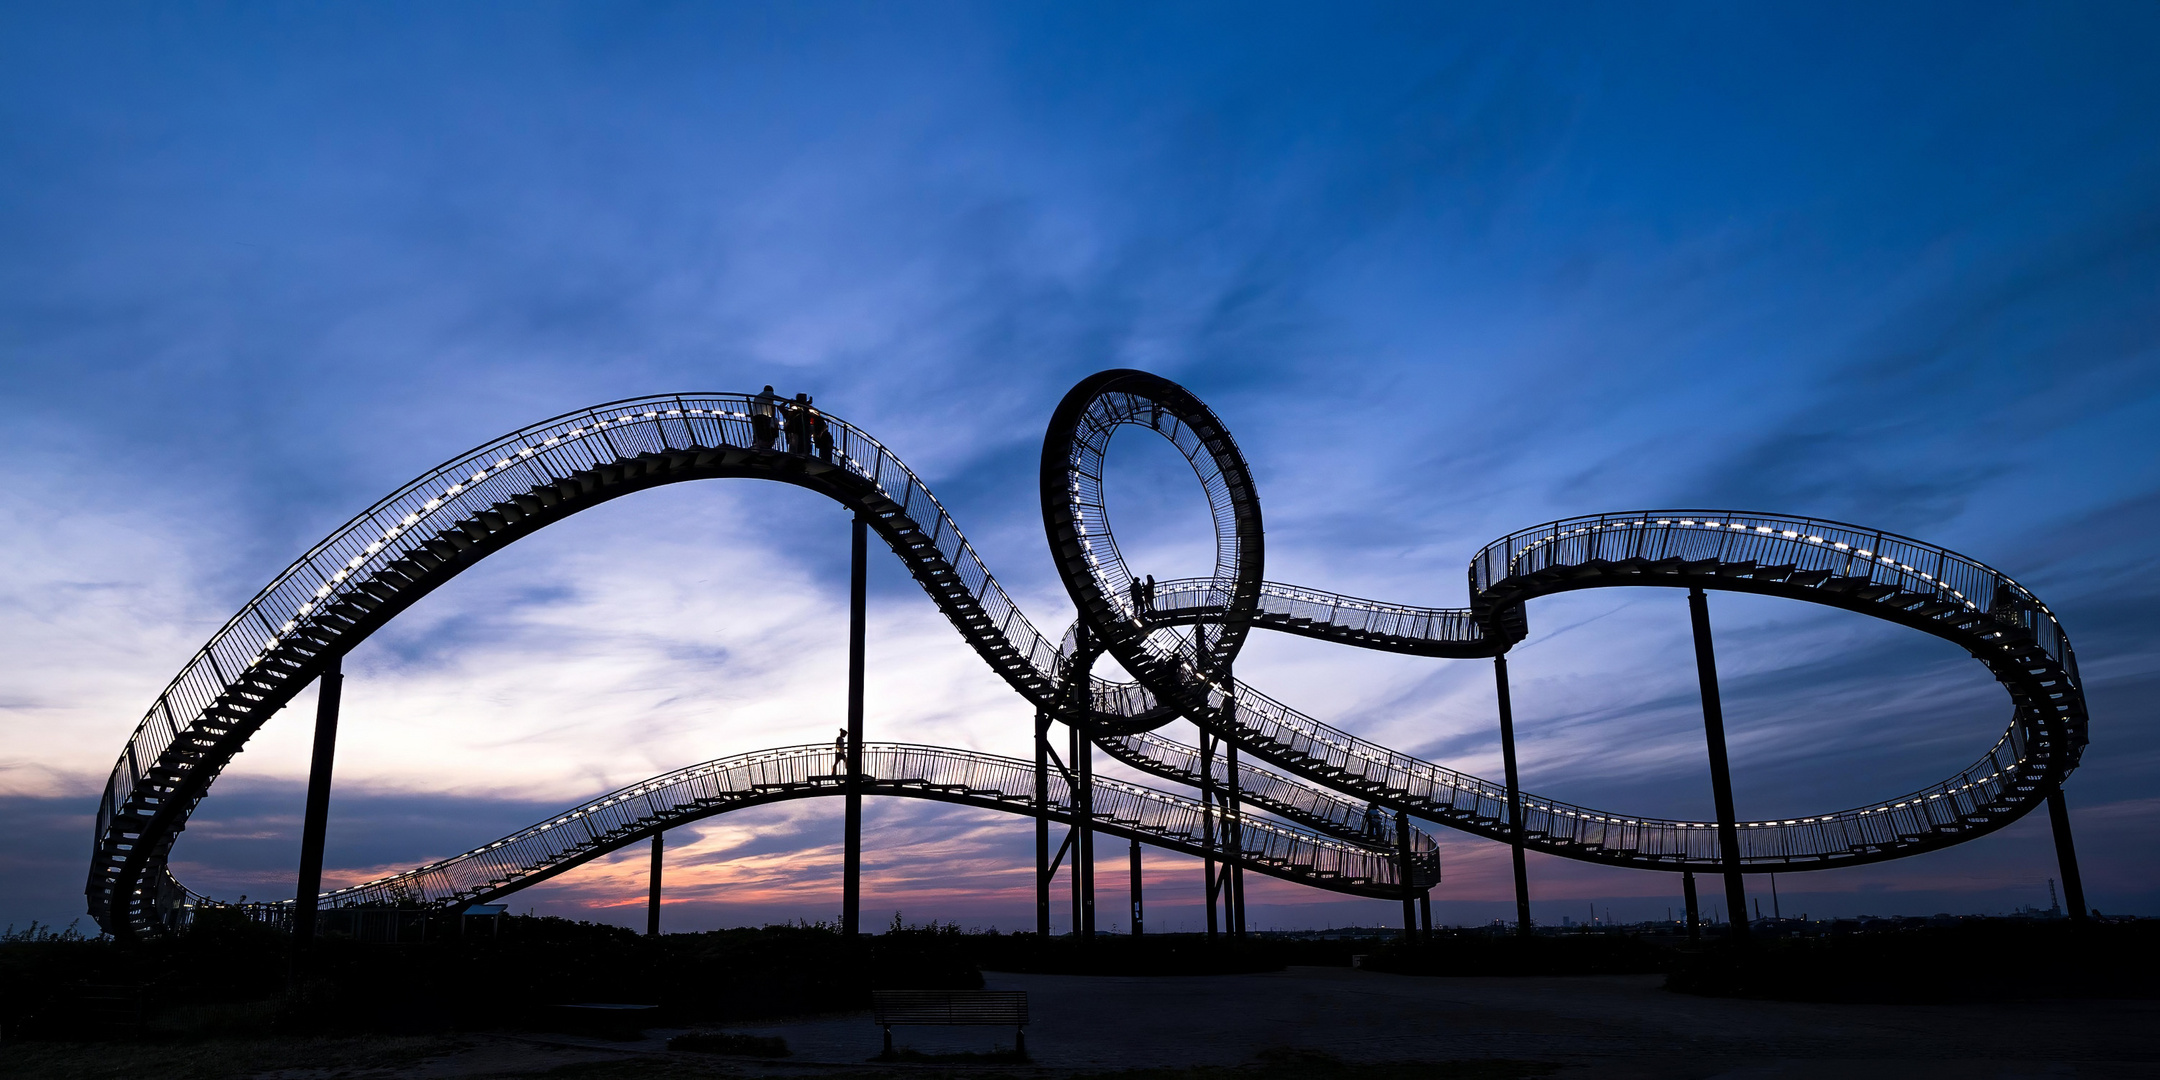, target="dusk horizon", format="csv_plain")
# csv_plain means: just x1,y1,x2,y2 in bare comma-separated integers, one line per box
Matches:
4,3,2156,945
